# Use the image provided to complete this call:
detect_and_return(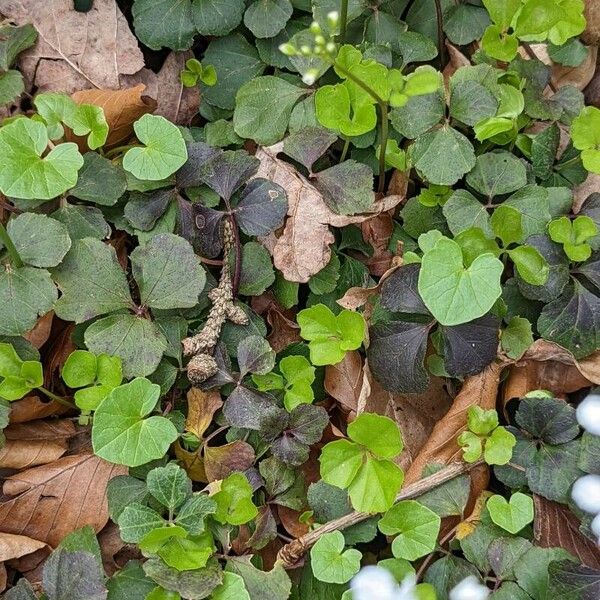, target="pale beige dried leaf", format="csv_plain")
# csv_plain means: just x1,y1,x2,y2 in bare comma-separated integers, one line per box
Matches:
255,144,405,282
185,388,223,439
0,439,67,469
0,0,144,93
0,453,125,546
0,533,48,562
324,351,363,413
122,51,200,125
